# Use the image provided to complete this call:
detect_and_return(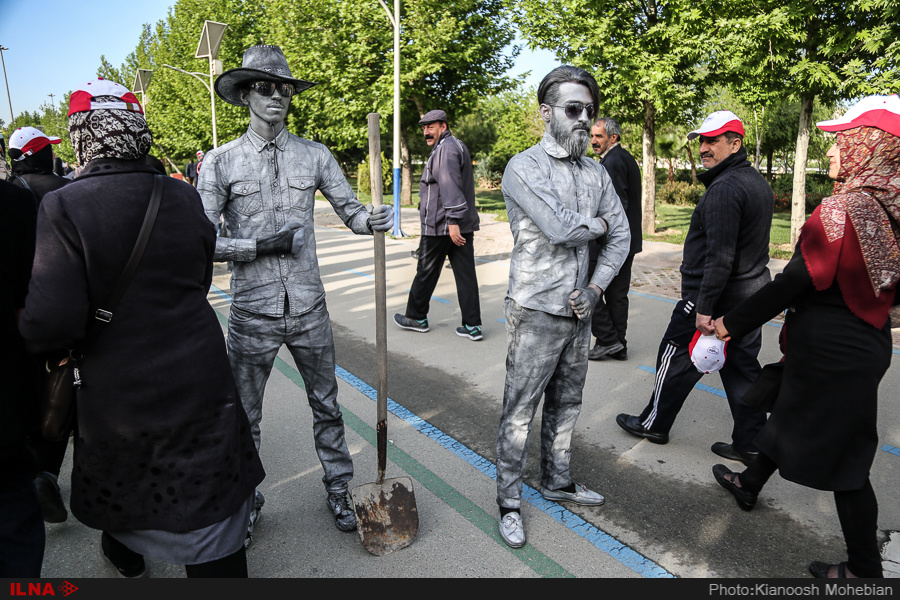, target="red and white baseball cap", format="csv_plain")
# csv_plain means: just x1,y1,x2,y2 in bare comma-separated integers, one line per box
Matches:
68,78,143,117
687,110,745,141
8,126,61,161
816,94,900,137
689,330,728,374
